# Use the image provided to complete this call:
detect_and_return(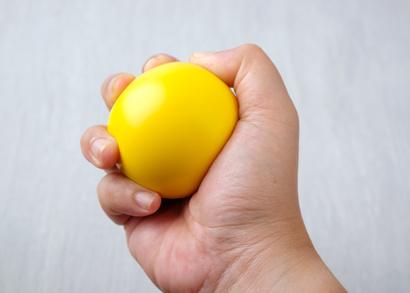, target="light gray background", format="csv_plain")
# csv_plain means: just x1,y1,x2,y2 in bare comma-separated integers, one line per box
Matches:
0,0,409,292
